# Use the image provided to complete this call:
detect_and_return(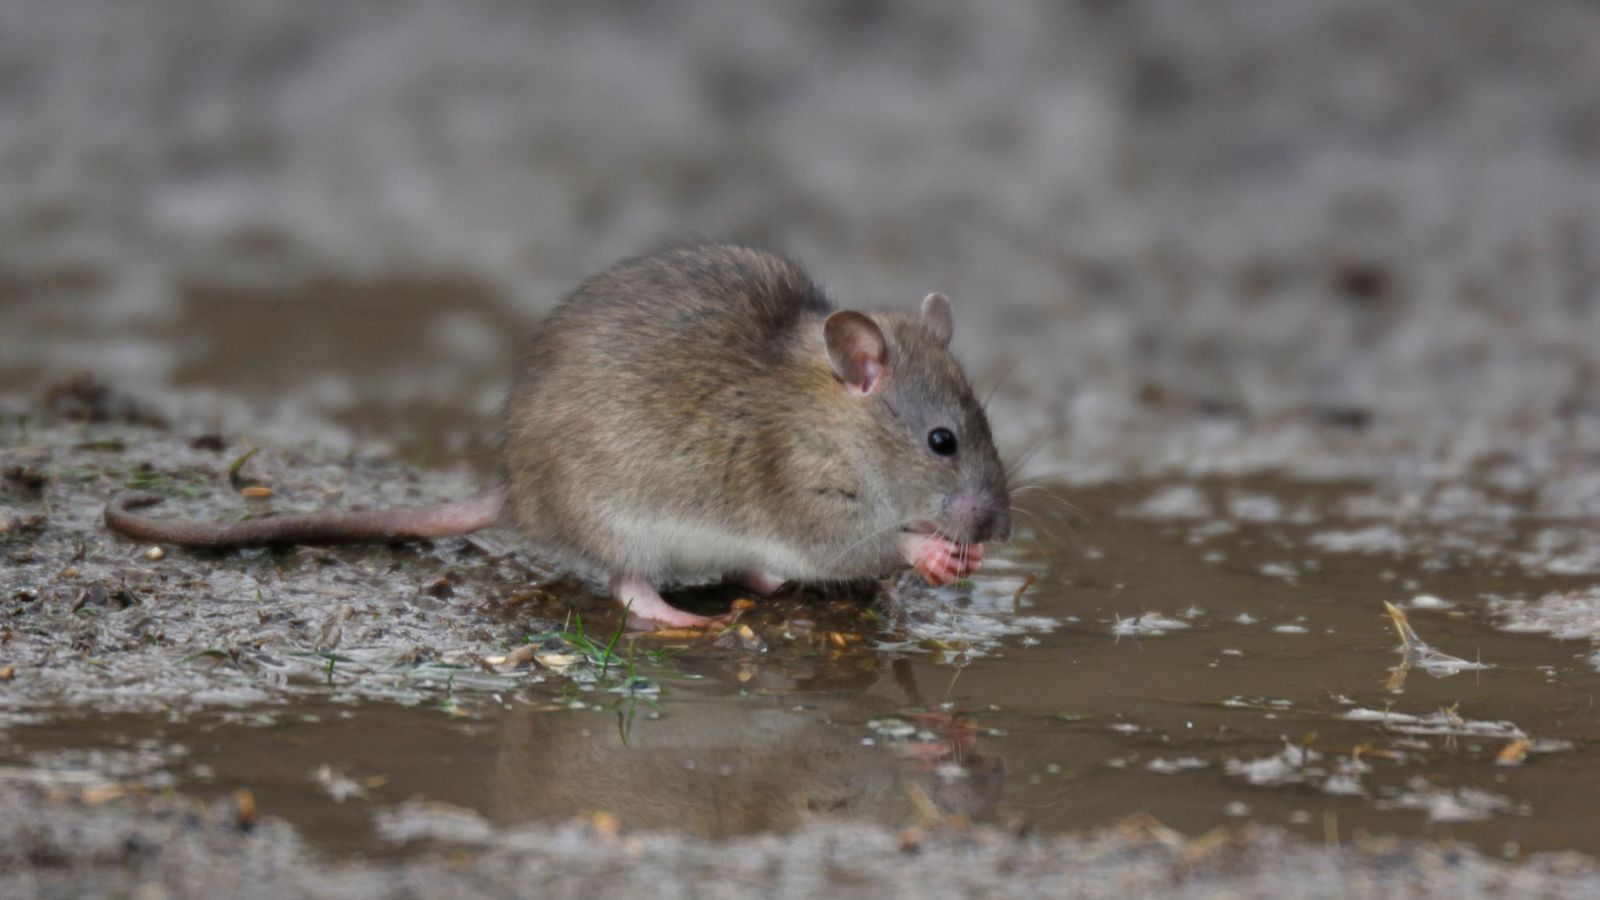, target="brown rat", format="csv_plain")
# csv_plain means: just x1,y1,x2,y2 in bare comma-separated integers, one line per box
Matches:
105,243,1011,627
